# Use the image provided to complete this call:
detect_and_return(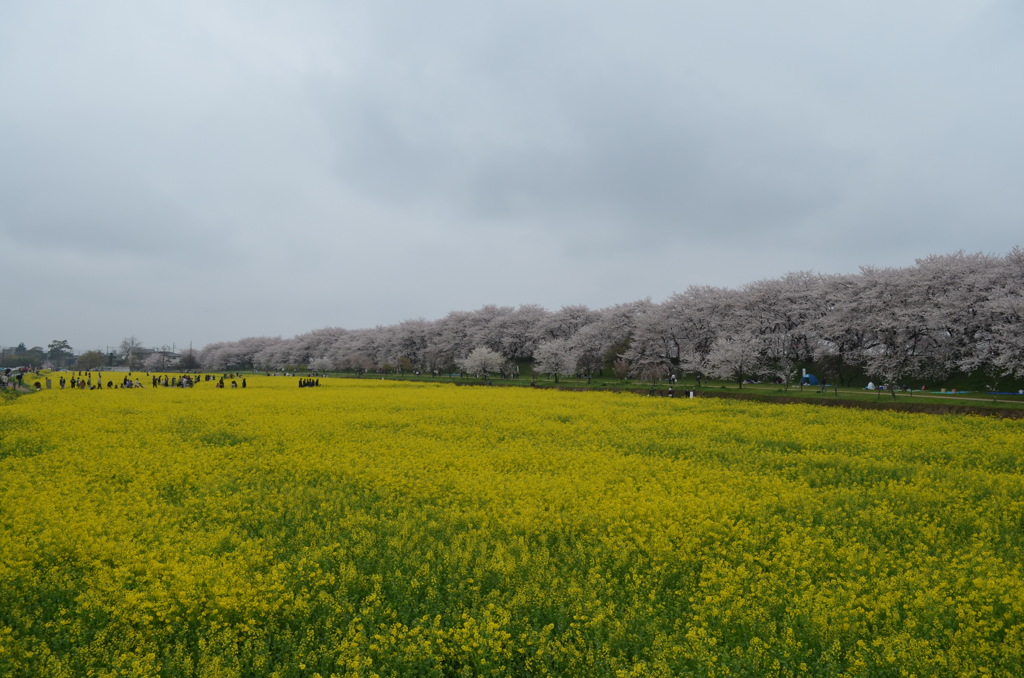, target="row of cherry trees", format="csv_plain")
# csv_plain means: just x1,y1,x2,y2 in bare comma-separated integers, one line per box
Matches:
198,249,1024,388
